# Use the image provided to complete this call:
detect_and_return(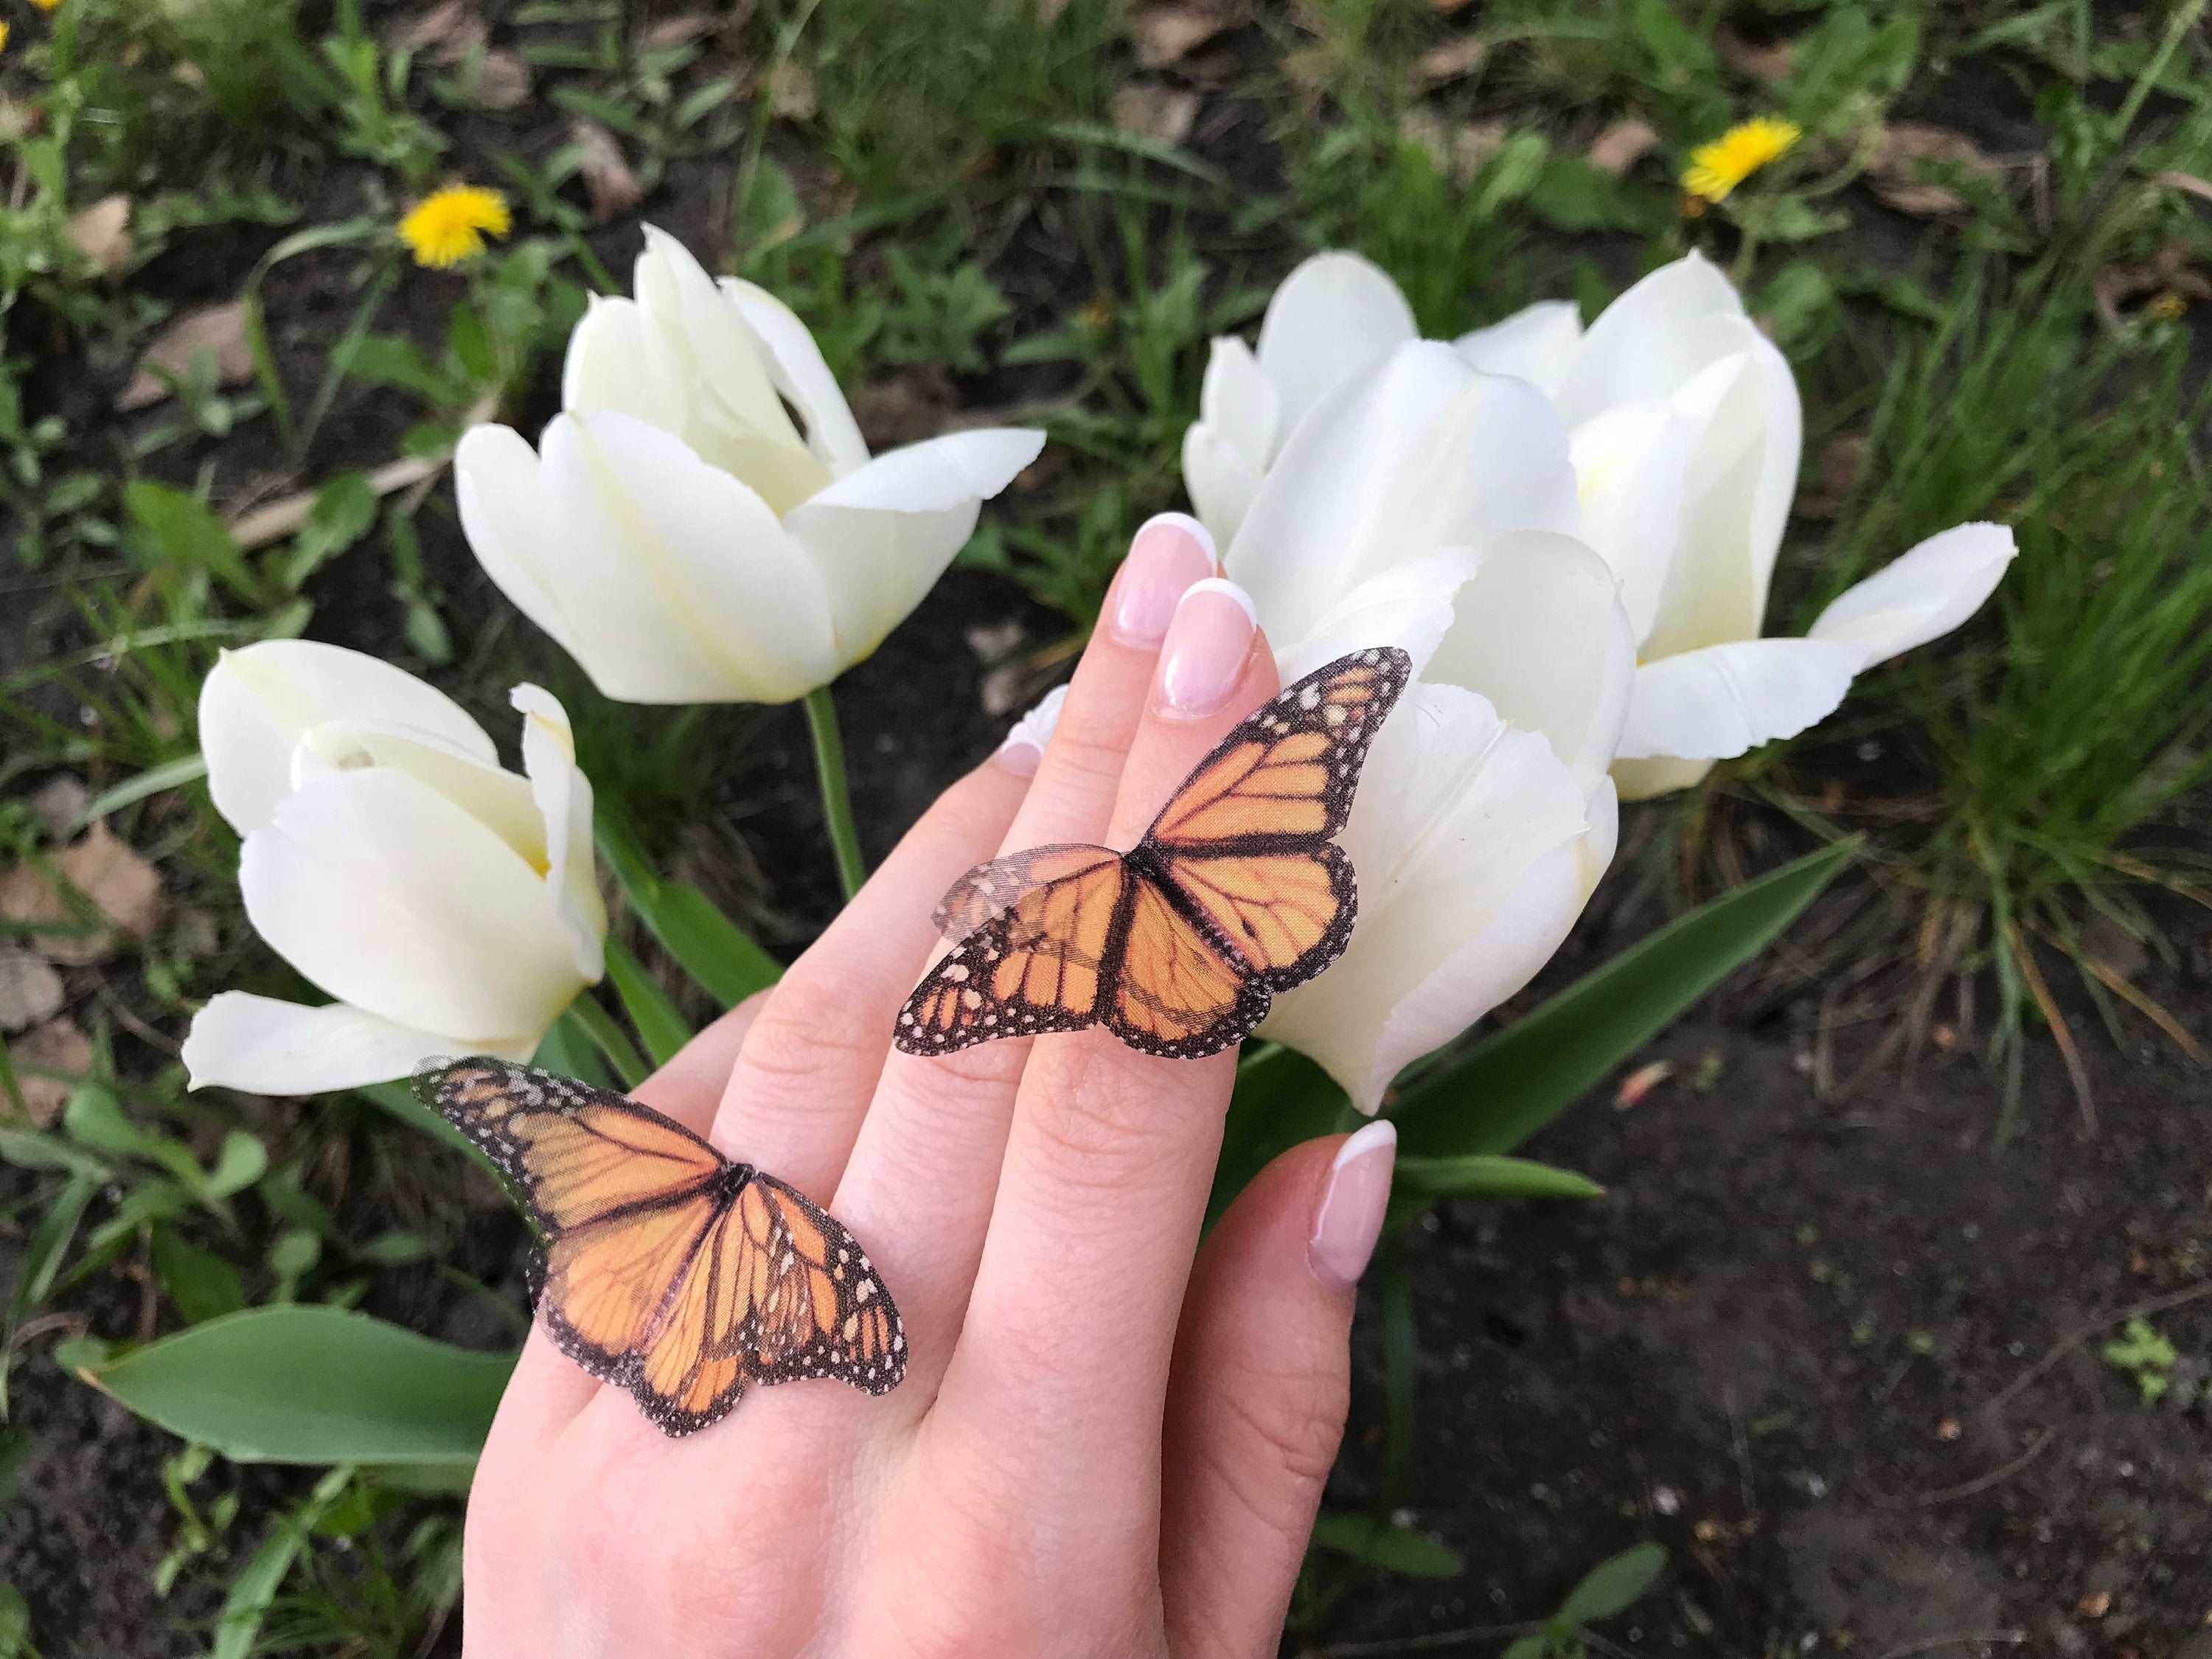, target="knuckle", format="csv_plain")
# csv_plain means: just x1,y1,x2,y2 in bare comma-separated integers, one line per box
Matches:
1022,1050,1186,1191
1205,1358,1350,1539
736,972,880,1093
